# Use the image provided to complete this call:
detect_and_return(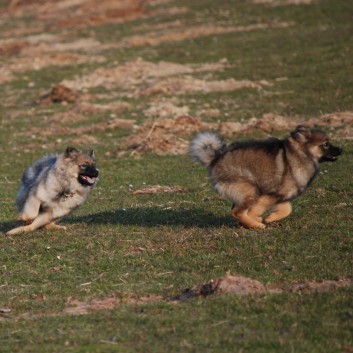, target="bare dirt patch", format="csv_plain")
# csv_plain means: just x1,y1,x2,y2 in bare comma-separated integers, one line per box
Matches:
251,0,314,5
19,99,133,146
117,22,293,49
64,292,163,315
132,185,184,195
75,101,132,115
69,135,100,147
10,52,106,71
141,76,270,96
1,1,187,36
118,114,293,157
61,58,232,92
308,111,353,128
0,39,28,56
0,67,15,84
38,117,137,135
61,58,269,99
75,118,137,133
179,272,353,300
21,38,104,56
46,111,85,124
4,0,147,27
118,111,353,157
0,53,106,83
23,112,136,148
121,116,207,156
144,101,190,119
